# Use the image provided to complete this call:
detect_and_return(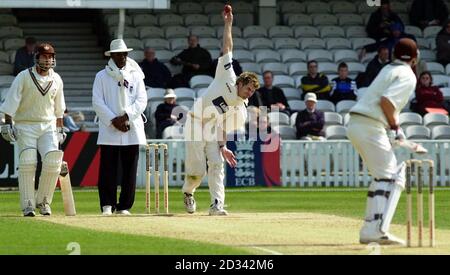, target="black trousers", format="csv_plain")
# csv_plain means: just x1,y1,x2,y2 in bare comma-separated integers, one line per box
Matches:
98,145,139,212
